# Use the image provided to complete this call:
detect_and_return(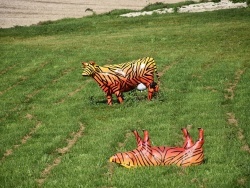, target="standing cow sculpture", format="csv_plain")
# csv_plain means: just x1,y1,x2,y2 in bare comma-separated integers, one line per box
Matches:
109,128,204,168
82,57,160,105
